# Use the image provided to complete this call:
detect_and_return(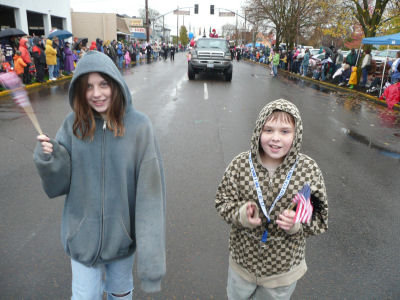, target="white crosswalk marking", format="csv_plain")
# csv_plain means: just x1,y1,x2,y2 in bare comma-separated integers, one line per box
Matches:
204,83,208,100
